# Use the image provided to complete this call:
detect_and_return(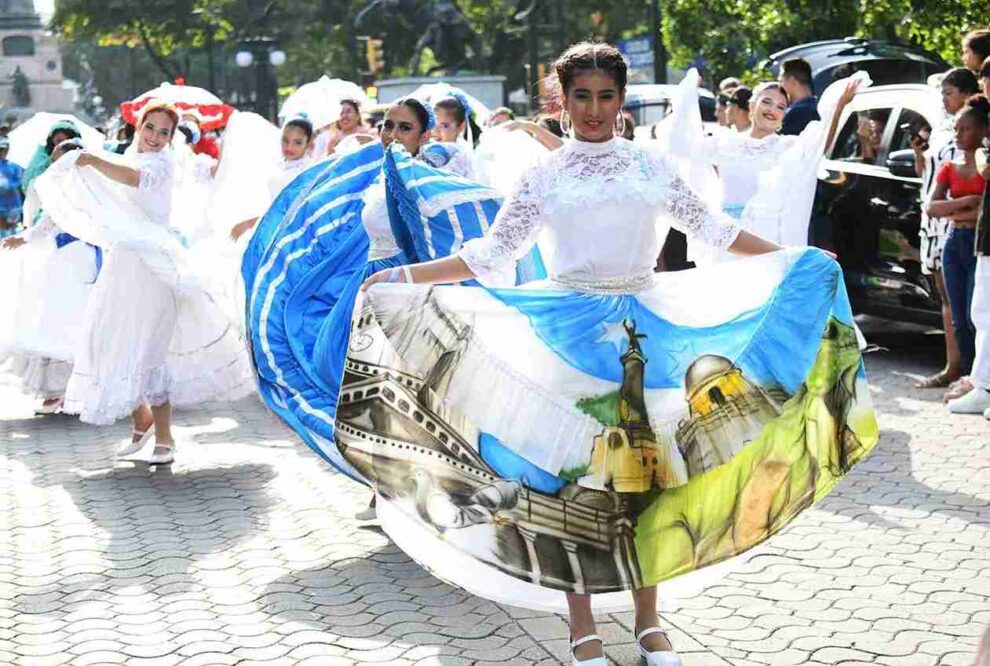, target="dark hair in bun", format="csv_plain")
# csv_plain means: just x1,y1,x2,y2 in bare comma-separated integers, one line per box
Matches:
284,117,314,140
392,97,434,132
943,67,980,95
963,93,990,129
45,125,81,155
554,41,628,96
434,96,483,146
